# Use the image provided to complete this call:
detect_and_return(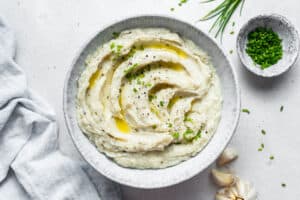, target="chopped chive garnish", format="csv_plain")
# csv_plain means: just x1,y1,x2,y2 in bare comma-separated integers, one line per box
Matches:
178,0,187,6
229,50,233,54
112,32,120,39
127,48,136,58
281,183,286,187
261,129,266,135
145,82,152,87
160,101,164,107
124,63,138,74
116,45,123,51
258,143,264,151
230,31,235,35
110,42,115,49
280,105,284,112
133,88,138,93
232,22,235,26
195,130,202,140
184,117,193,122
172,132,179,139
246,27,283,69
269,155,275,160
242,108,250,114
170,7,175,11
183,128,194,141
148,94,157,102
168,123,173,128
